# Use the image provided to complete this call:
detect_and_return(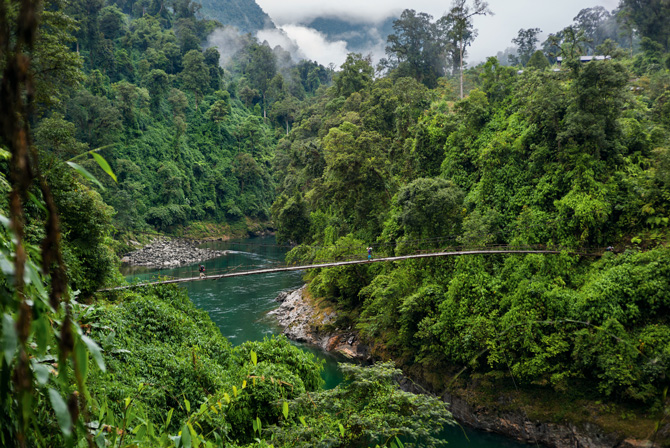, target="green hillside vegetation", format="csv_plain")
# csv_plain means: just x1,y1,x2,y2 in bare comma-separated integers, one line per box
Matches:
2,0,670,445
271,5,670,442
31,0,332,240
198,0,274,34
